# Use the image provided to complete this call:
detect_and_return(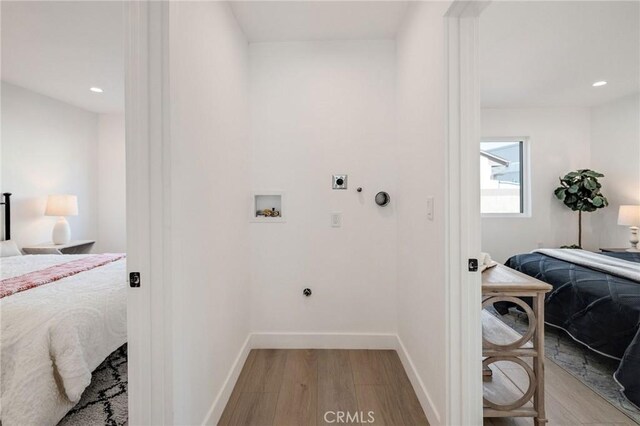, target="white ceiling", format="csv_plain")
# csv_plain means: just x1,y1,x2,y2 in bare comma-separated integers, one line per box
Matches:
5,1,632,113
230,1,409,43
1,1,405,114
1,1,124,114
480,1,640,108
